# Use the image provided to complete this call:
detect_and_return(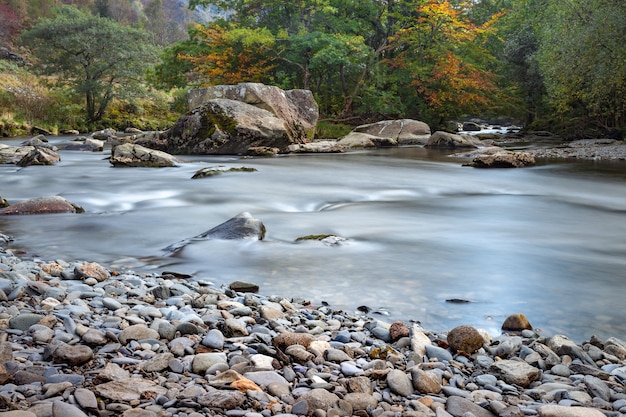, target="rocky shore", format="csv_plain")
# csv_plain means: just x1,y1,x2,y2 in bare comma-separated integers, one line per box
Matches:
1,244,626,417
